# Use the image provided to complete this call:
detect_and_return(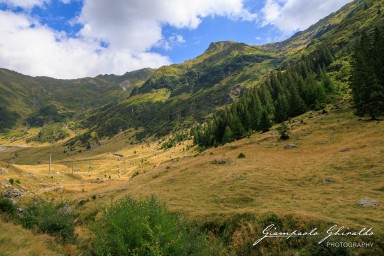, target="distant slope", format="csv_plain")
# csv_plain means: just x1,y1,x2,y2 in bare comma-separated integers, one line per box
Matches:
265,0,384,66
86,41,279,137
0,68,155,131
85,0,384,139
1,0,383,141
192,0,384,148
